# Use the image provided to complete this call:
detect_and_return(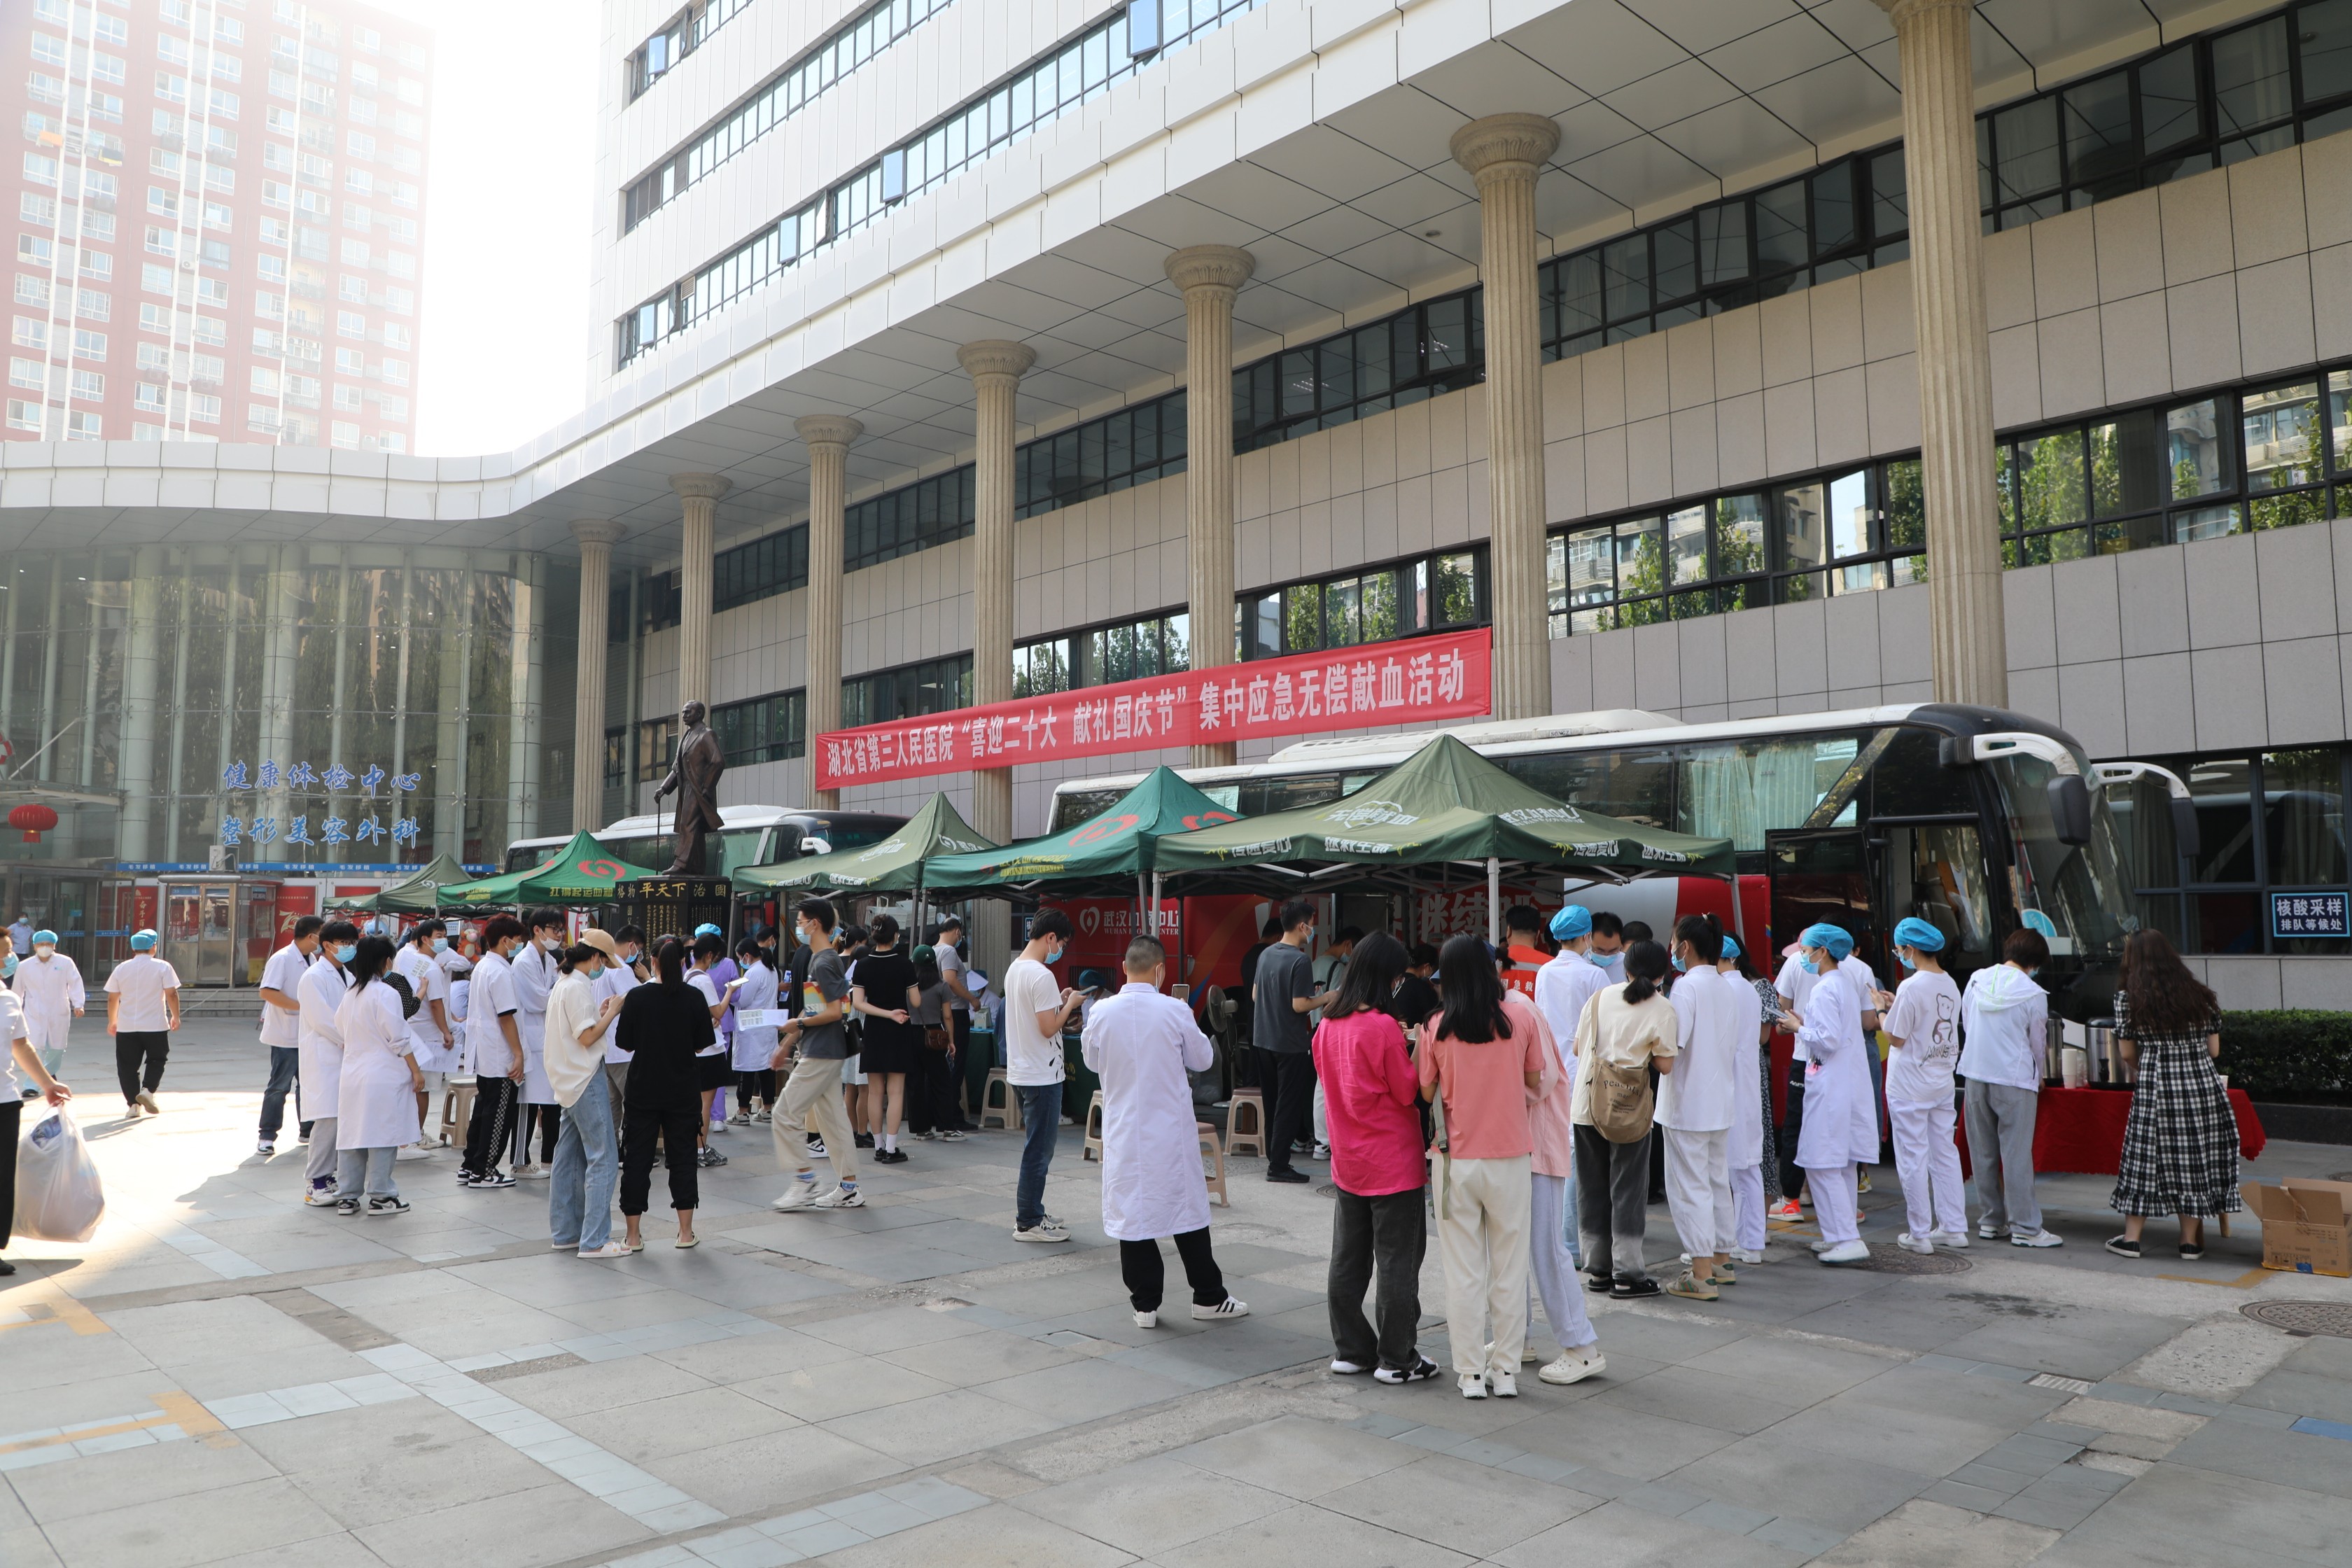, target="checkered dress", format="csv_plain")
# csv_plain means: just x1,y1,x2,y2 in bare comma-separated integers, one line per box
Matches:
2109,992,2241,1219
1752,976,1783,1201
